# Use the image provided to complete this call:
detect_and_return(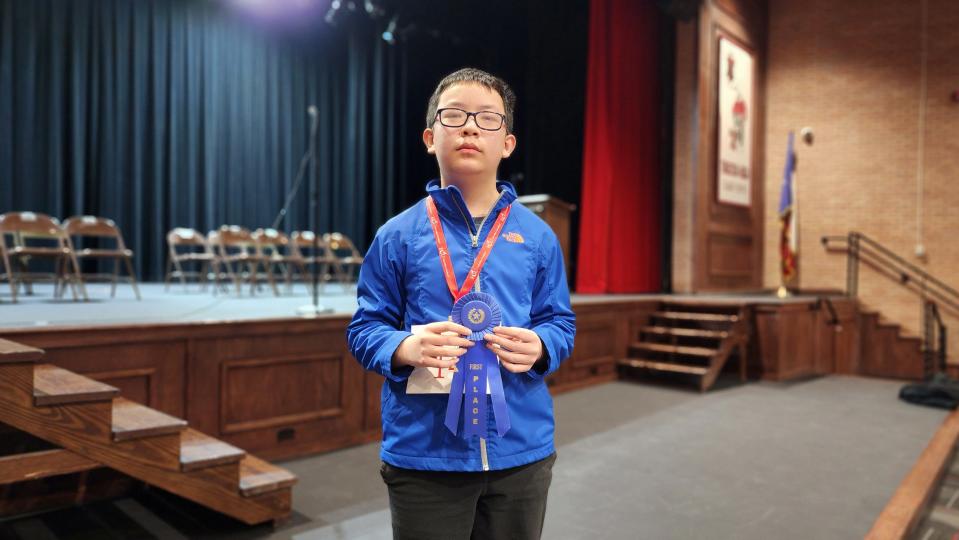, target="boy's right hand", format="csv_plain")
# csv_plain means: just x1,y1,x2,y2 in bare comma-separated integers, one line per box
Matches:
392,321,474,370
